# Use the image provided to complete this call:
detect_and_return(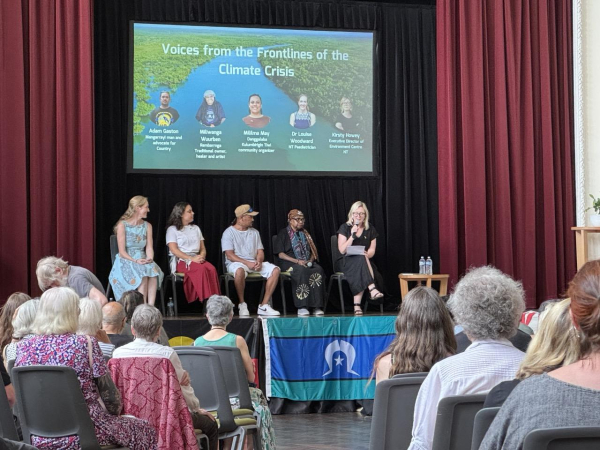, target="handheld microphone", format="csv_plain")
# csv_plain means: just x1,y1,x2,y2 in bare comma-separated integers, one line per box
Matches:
307,262,313,268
